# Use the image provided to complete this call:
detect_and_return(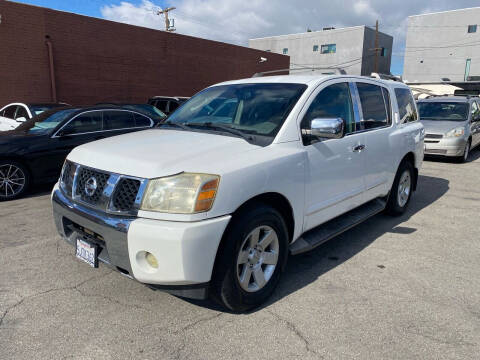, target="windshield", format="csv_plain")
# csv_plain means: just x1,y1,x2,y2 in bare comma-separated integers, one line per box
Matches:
418,102,469,121
123,104,166,119
15,108,77,134
166,83,307,144
29,104,63,116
